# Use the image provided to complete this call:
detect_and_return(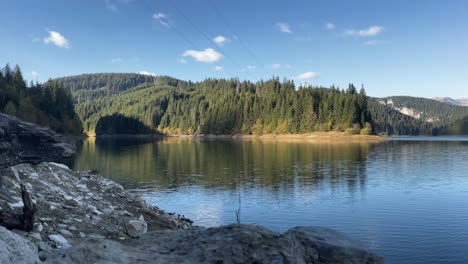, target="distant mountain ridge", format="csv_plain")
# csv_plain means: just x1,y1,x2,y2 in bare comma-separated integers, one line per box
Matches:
432,97,468,106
